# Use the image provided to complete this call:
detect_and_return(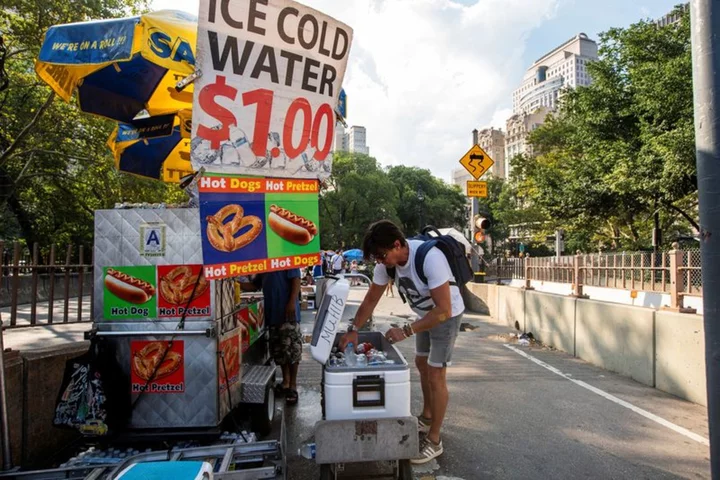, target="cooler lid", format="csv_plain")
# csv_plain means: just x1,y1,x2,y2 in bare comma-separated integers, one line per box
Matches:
310,278,350,364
